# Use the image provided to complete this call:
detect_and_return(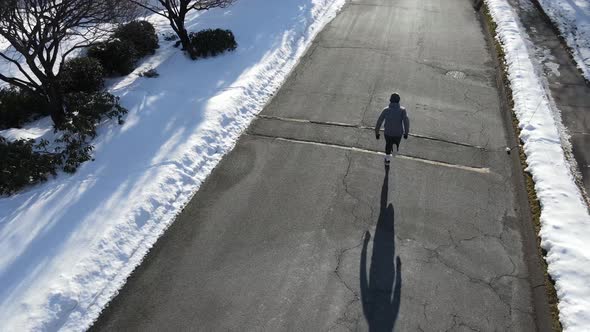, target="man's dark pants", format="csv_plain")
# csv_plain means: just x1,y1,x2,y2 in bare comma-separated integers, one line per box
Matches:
385,135,402,154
